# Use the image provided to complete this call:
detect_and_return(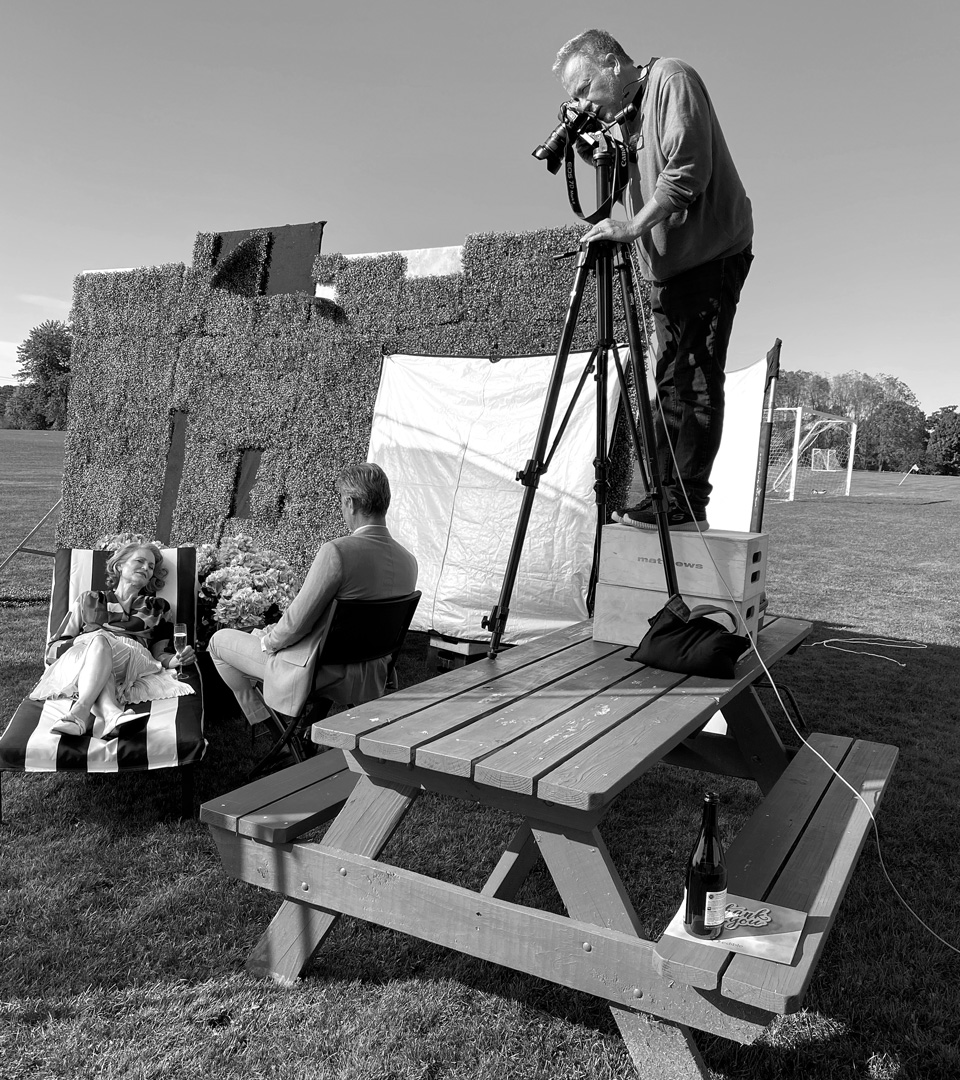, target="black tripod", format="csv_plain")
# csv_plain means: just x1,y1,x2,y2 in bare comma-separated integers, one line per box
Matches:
483,135,680,656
